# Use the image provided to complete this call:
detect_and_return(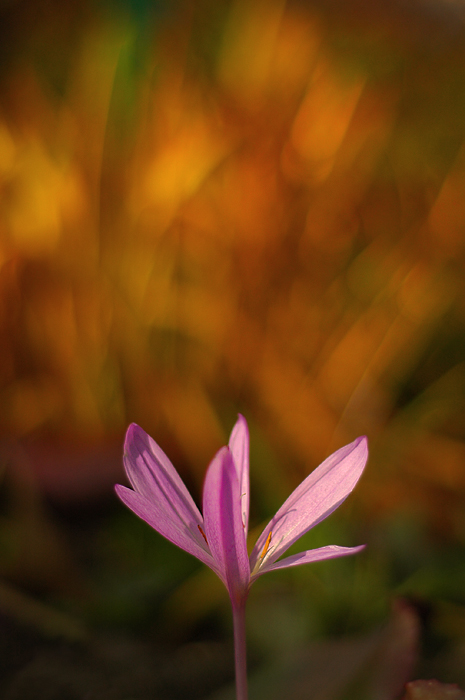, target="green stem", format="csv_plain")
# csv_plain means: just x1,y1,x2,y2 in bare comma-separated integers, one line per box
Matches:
232,600,248,700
